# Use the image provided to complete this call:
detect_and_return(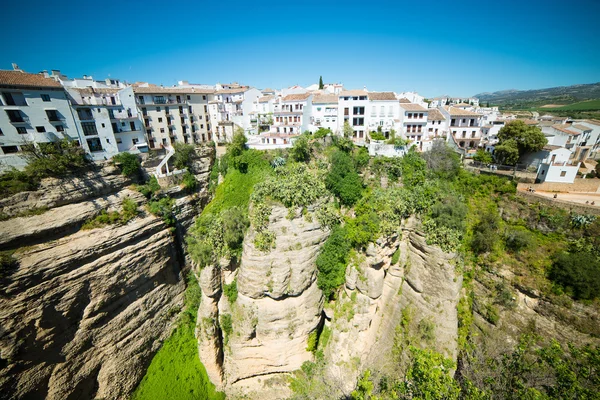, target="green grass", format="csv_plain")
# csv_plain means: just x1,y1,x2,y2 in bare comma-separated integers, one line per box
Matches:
540,99,600,111
131,273,224,400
